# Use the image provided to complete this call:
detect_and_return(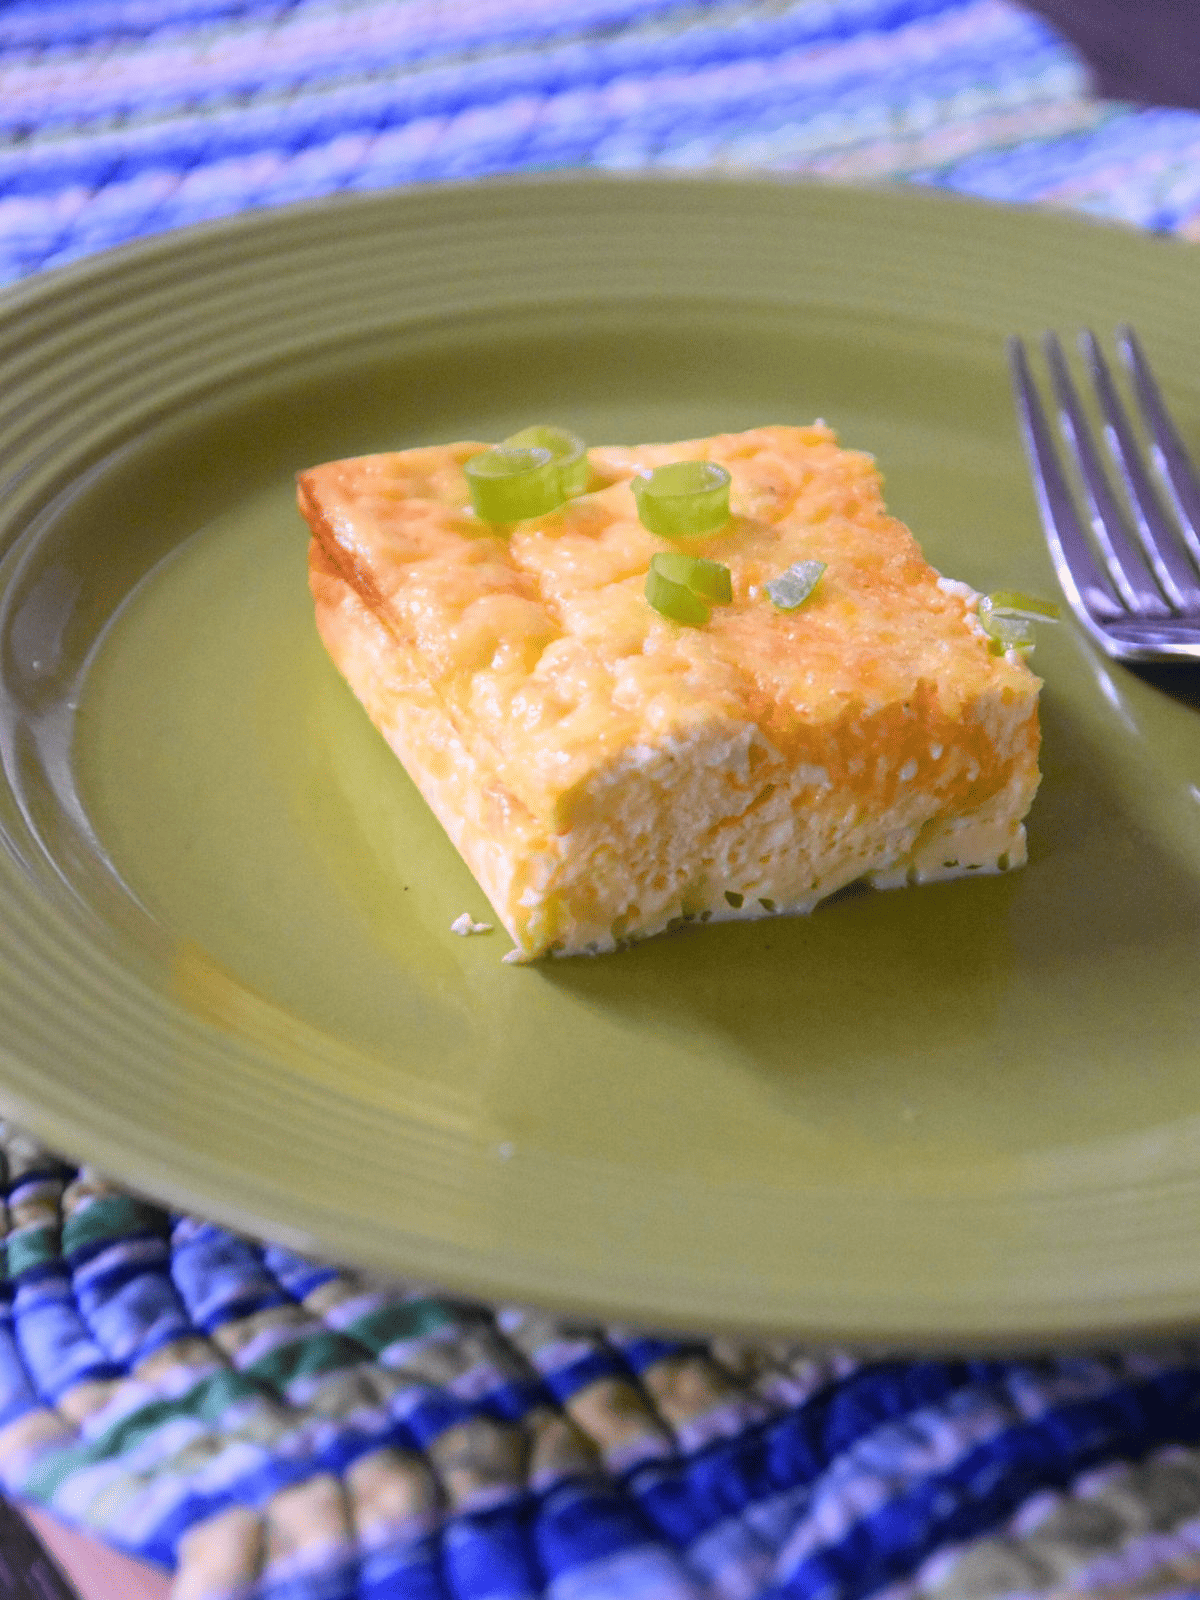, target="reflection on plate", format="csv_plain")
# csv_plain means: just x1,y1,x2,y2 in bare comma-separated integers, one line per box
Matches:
1,178,1200,1346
